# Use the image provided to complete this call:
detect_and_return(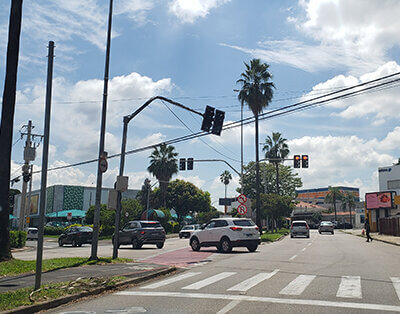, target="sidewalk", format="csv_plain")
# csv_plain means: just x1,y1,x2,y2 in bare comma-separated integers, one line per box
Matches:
341,229,400,246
